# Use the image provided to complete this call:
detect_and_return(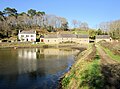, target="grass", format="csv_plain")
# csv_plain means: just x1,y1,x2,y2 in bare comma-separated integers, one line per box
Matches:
61,45,104,89
102,47,120,62
80,54,104,89
0,42,49,48
72,30,89,35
